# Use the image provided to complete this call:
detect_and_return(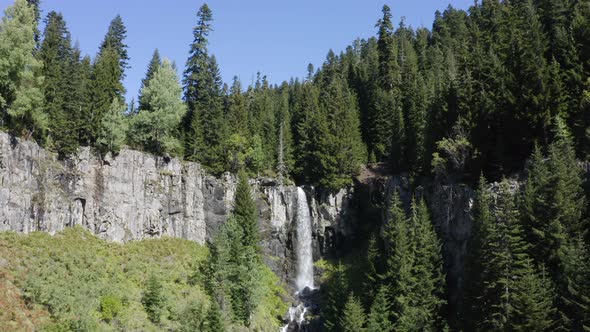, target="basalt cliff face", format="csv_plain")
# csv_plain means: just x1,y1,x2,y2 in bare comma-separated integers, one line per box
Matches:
0,132,351,289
